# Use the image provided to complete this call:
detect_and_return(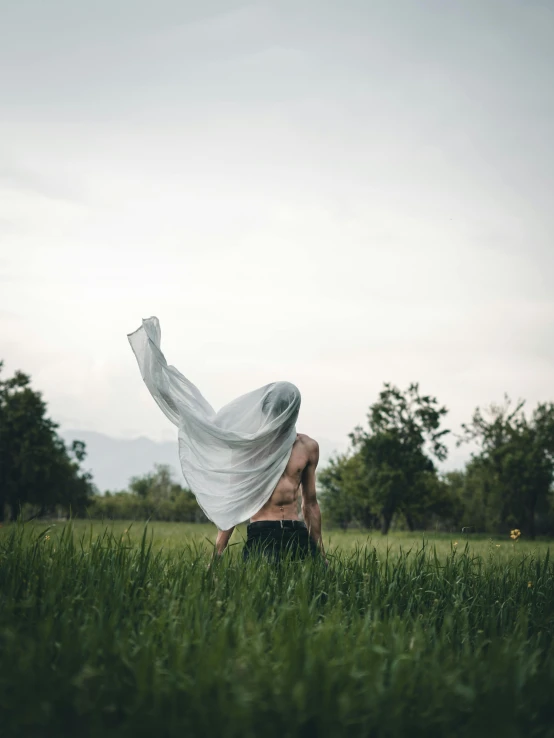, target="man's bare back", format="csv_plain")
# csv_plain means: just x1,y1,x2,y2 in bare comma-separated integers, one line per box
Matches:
214,433,325,557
